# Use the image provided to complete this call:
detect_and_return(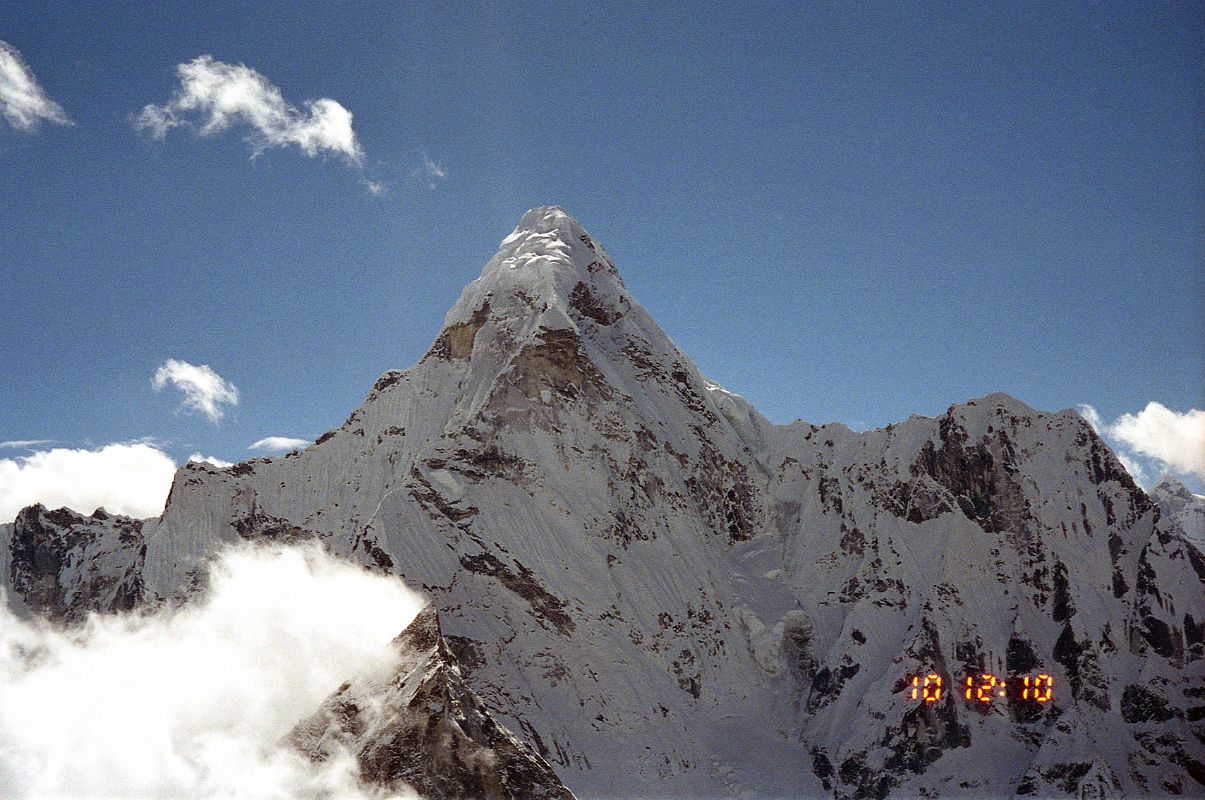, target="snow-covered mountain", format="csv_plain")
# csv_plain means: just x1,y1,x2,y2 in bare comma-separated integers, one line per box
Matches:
1150,476,1205,551
2,206,1202,798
